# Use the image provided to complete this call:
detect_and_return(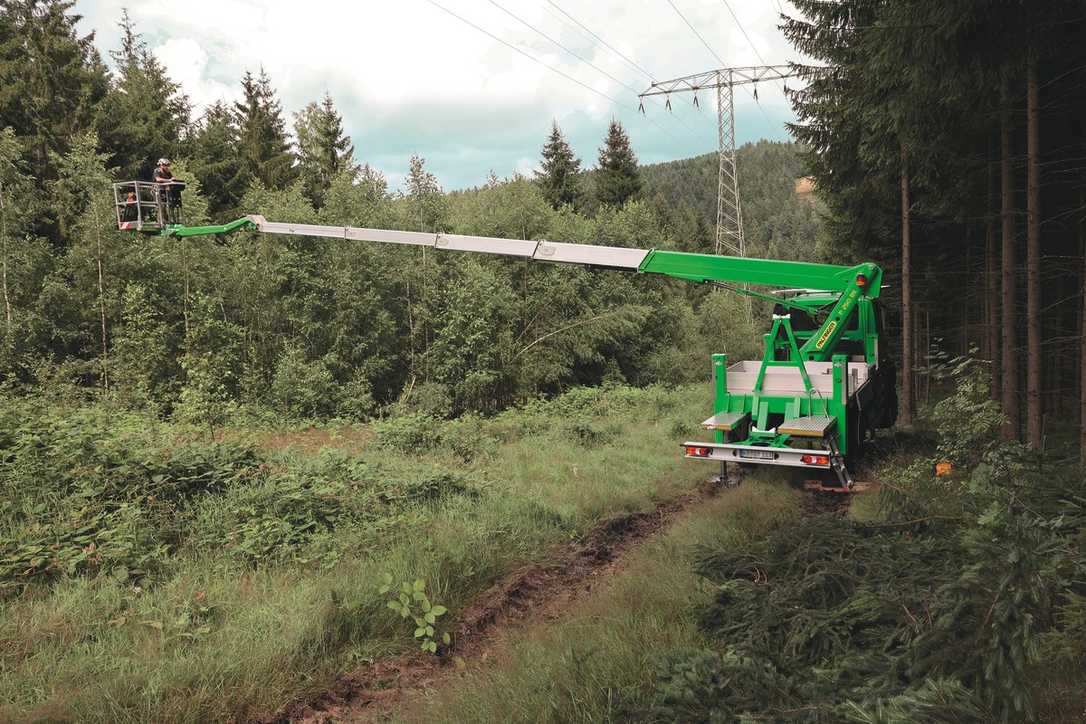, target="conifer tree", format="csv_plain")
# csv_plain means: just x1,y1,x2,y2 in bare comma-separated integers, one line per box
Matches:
294,93,357,208
536,121,581,209
234,68,296,190
405,154,445,232
190,101,247,218
98,10,190,179
0,0,109,188
595,120,640,207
